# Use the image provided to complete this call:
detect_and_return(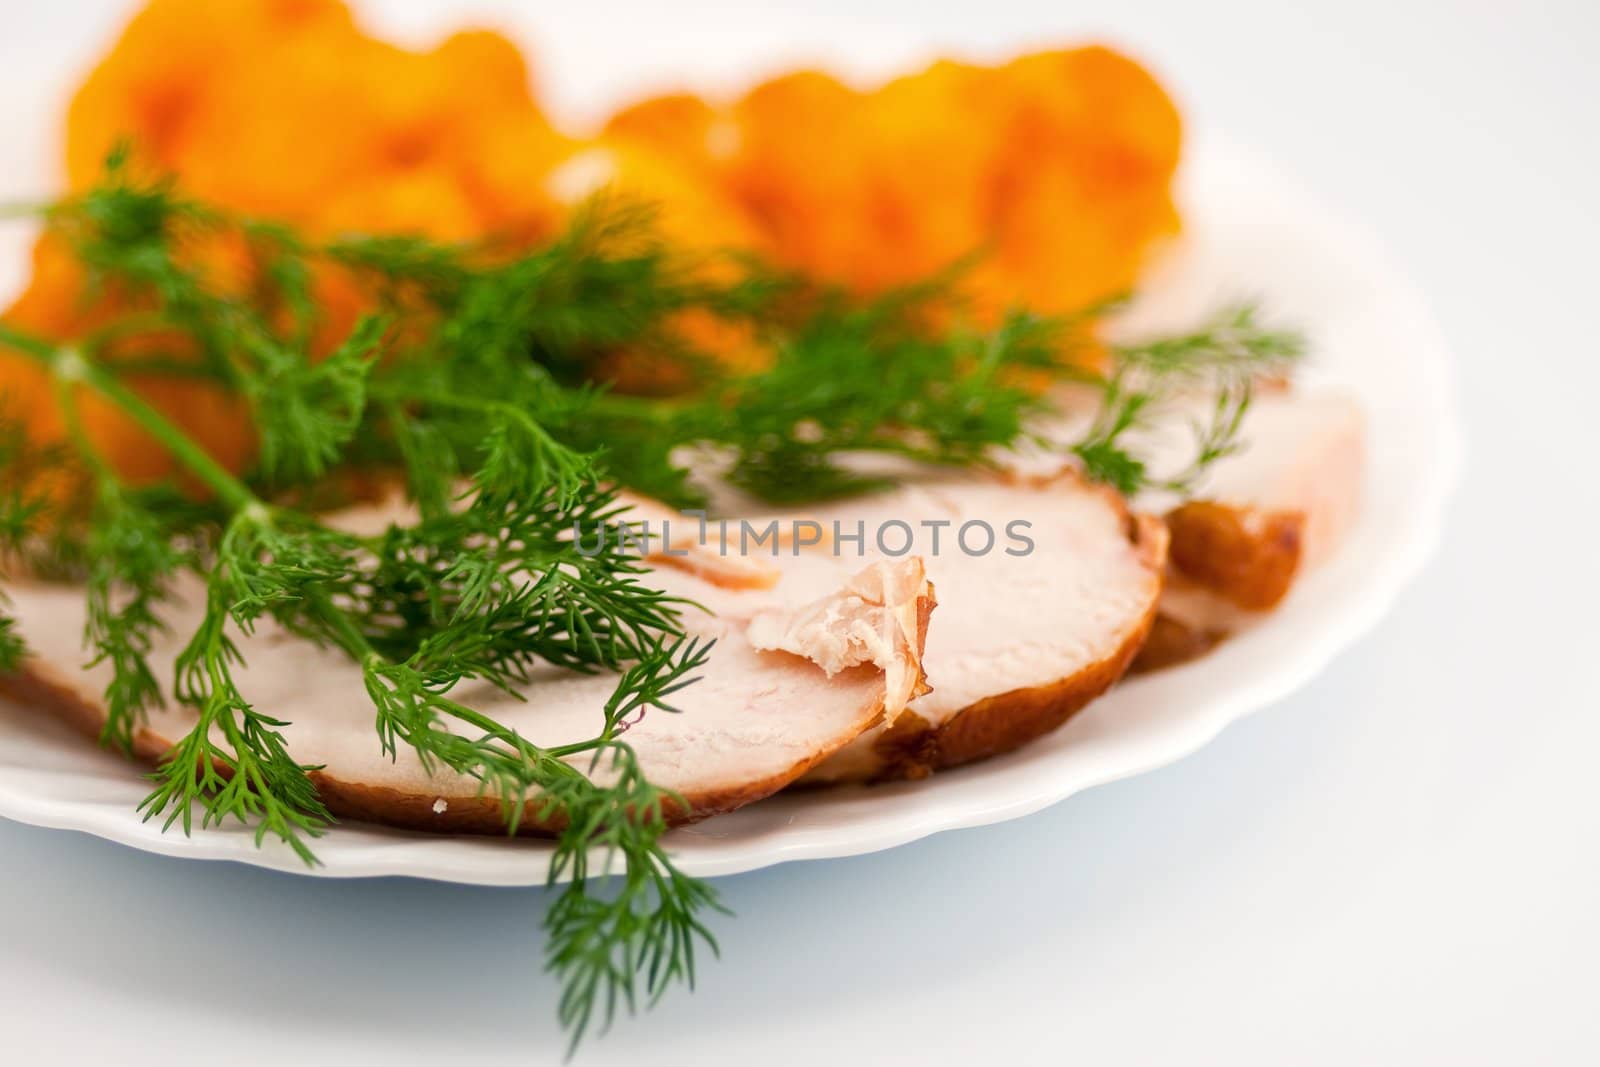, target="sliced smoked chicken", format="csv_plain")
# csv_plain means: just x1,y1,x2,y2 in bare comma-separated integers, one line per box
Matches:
2,532,933,832
750,470,1170,784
